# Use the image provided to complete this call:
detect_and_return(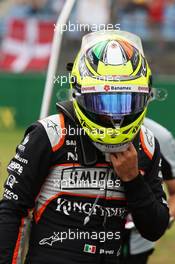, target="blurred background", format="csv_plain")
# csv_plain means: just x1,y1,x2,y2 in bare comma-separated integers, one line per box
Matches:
0,1,175,263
